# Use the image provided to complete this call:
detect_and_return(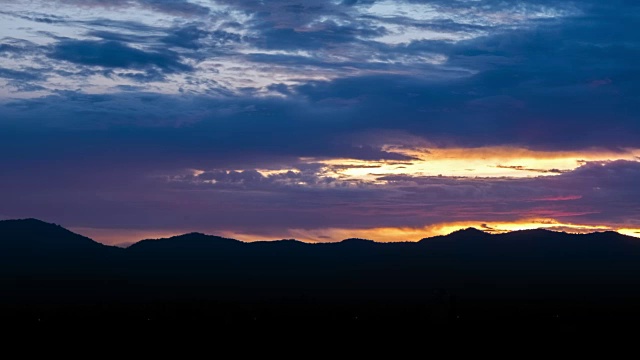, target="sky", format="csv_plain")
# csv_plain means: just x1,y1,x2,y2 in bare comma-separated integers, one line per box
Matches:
1,0,639,246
